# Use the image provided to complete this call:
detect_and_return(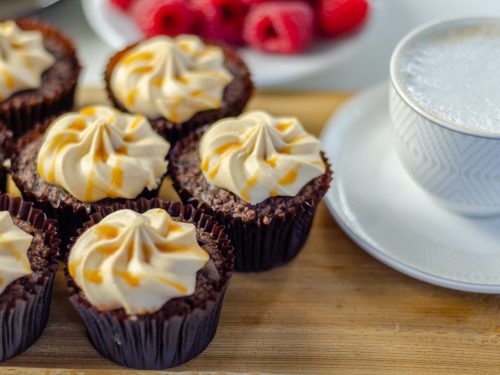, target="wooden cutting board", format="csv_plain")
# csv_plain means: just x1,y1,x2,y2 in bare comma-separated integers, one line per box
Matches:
2,88,500,375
